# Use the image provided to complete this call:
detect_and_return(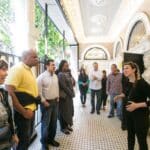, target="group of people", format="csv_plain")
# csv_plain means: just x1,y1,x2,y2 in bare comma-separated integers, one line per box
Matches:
37,59,75,150
78,63,122,117
78,62,150,150
78,62,108,113
0,49,150,150
0,49,75,150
